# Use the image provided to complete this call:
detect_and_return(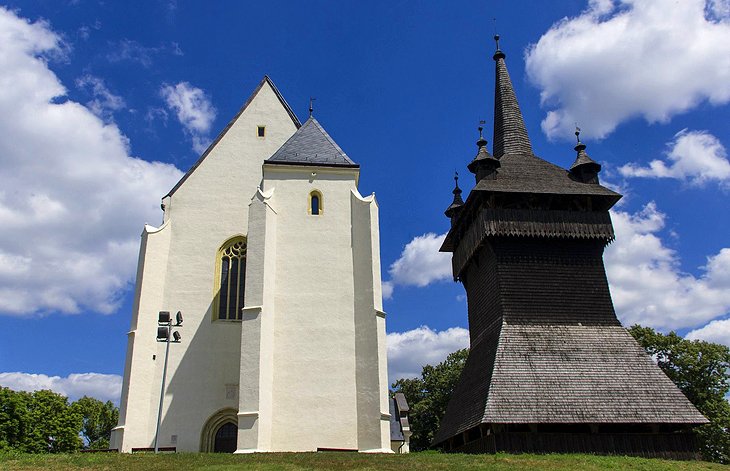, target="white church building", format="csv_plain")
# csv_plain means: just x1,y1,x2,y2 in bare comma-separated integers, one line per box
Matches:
110,76,394,453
